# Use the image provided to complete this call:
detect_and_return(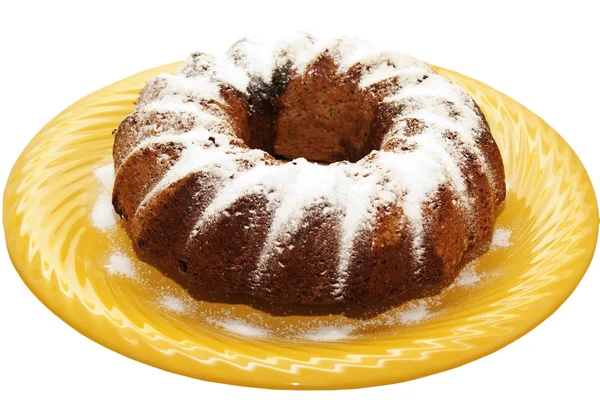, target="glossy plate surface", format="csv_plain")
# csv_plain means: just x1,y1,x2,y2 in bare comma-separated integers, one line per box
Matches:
3,63,598,389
